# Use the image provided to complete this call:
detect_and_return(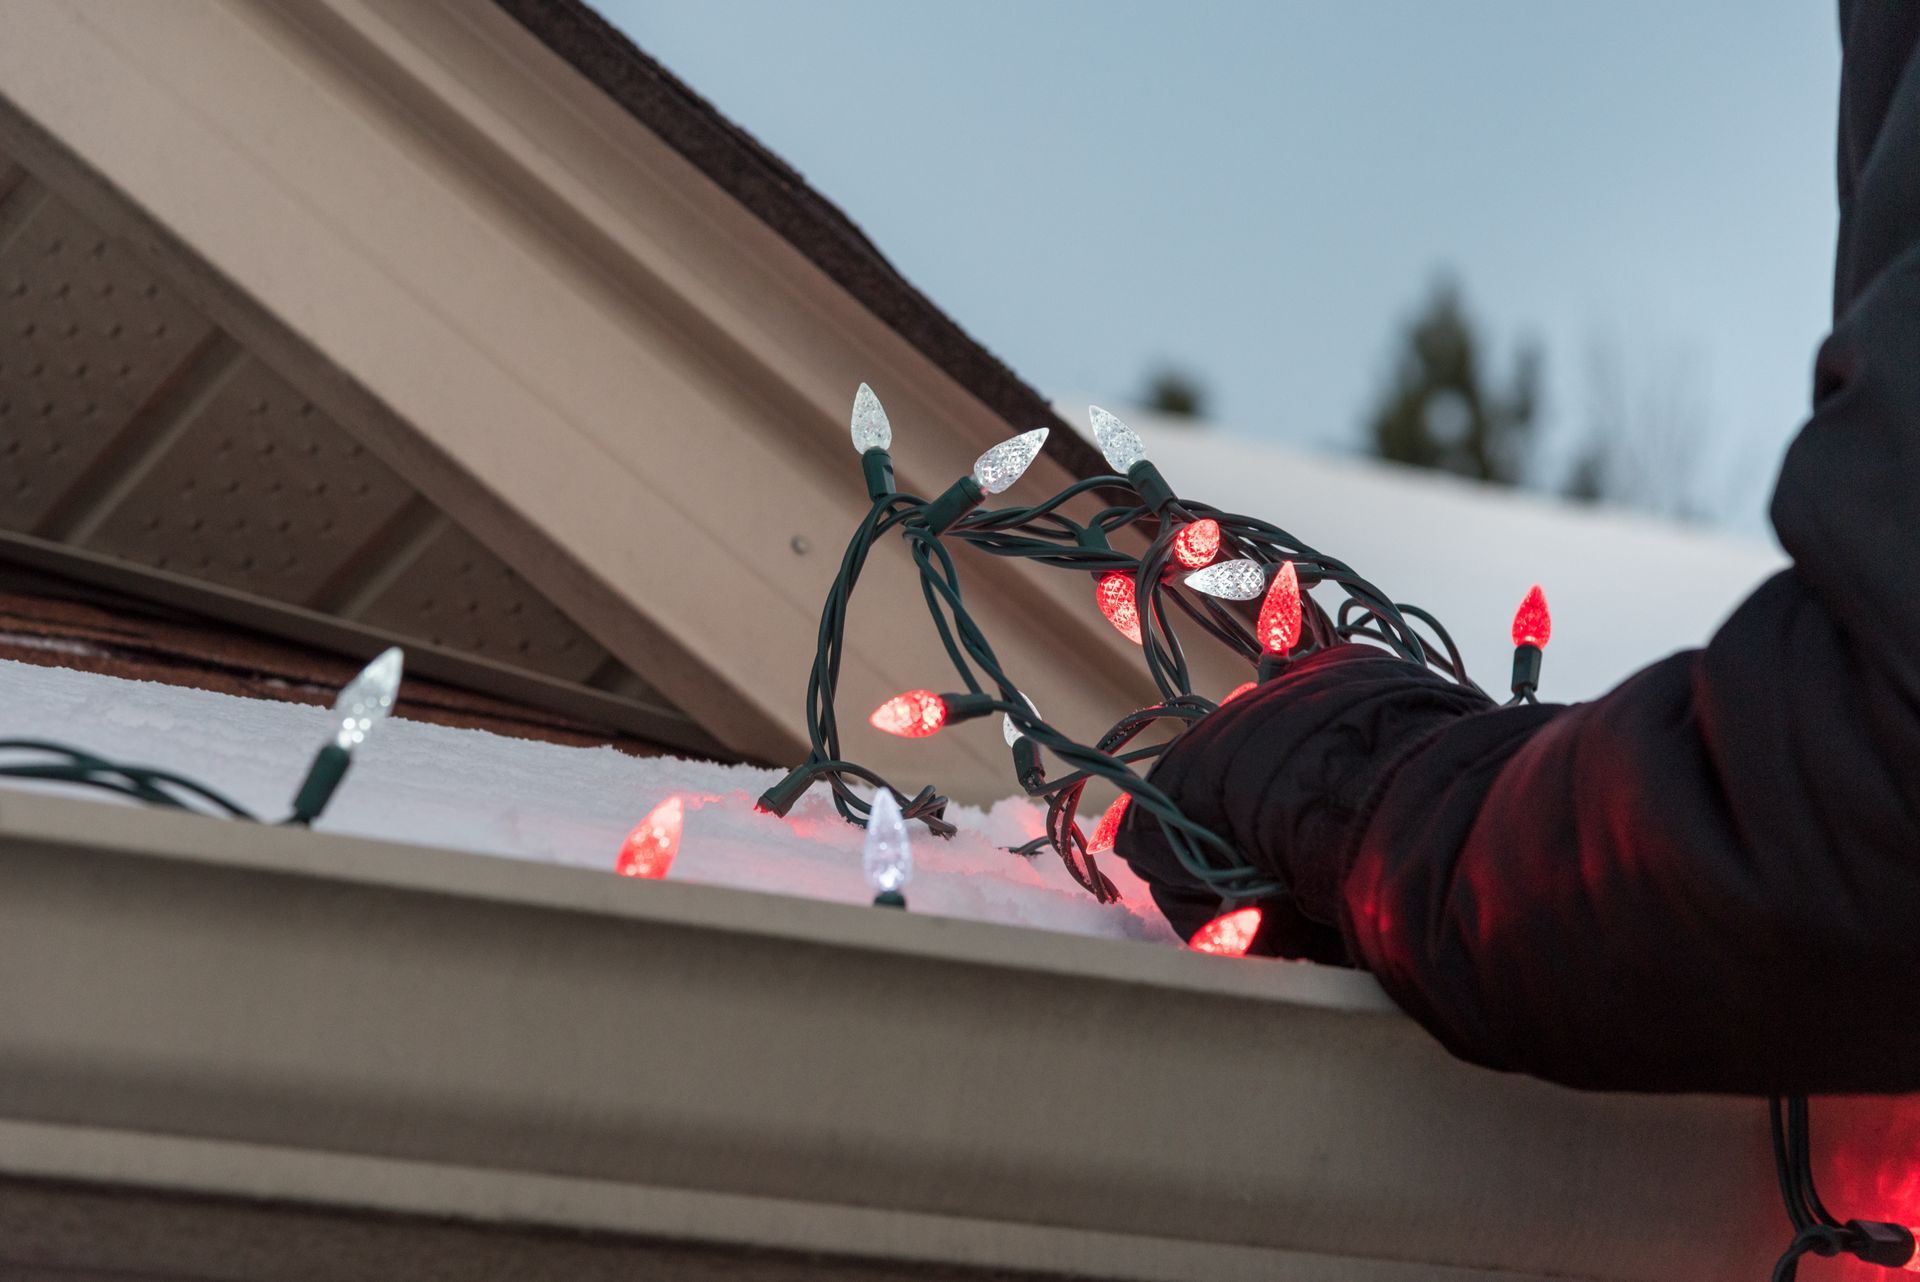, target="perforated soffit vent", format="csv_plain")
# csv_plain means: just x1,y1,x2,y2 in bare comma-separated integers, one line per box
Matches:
0,146,713,756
